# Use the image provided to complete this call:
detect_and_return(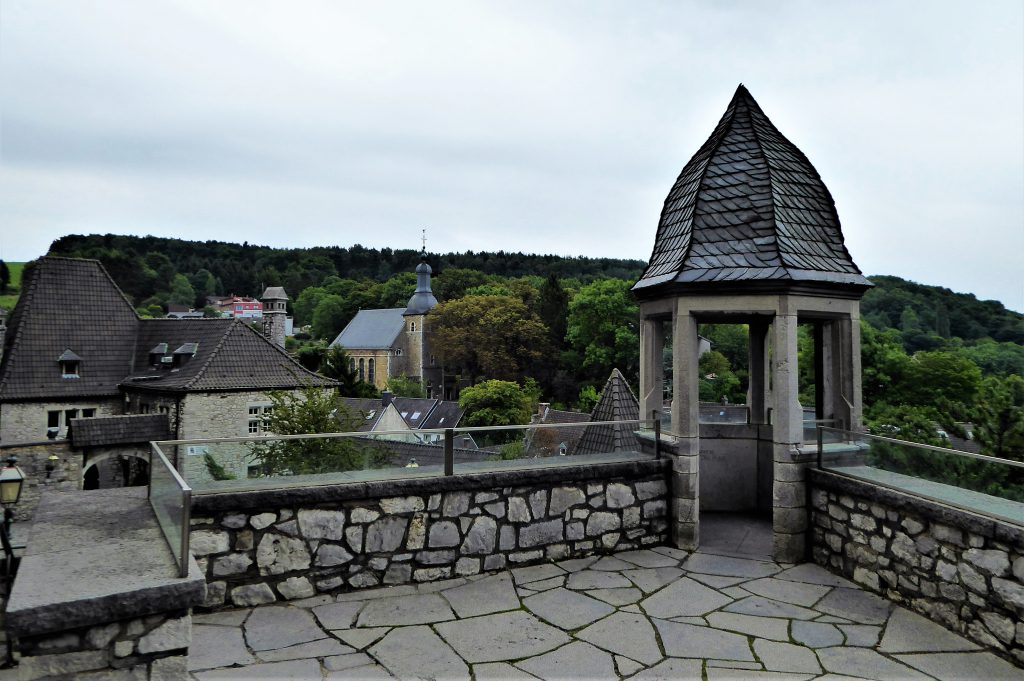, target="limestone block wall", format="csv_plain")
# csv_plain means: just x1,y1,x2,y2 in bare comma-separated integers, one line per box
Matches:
0,398,121,444
15,610,190,680
809,469,1024,665
190,460,669,609
179,391,276,440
